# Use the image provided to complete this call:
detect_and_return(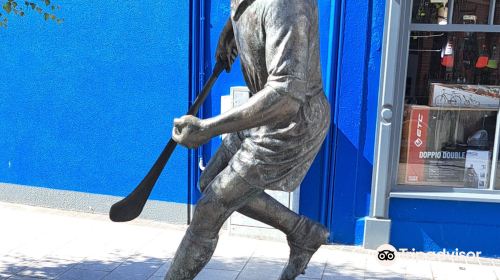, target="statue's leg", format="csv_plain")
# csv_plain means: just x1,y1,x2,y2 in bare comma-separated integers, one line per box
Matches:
164,165,263,280
199,145,329,280
199,144,300,234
